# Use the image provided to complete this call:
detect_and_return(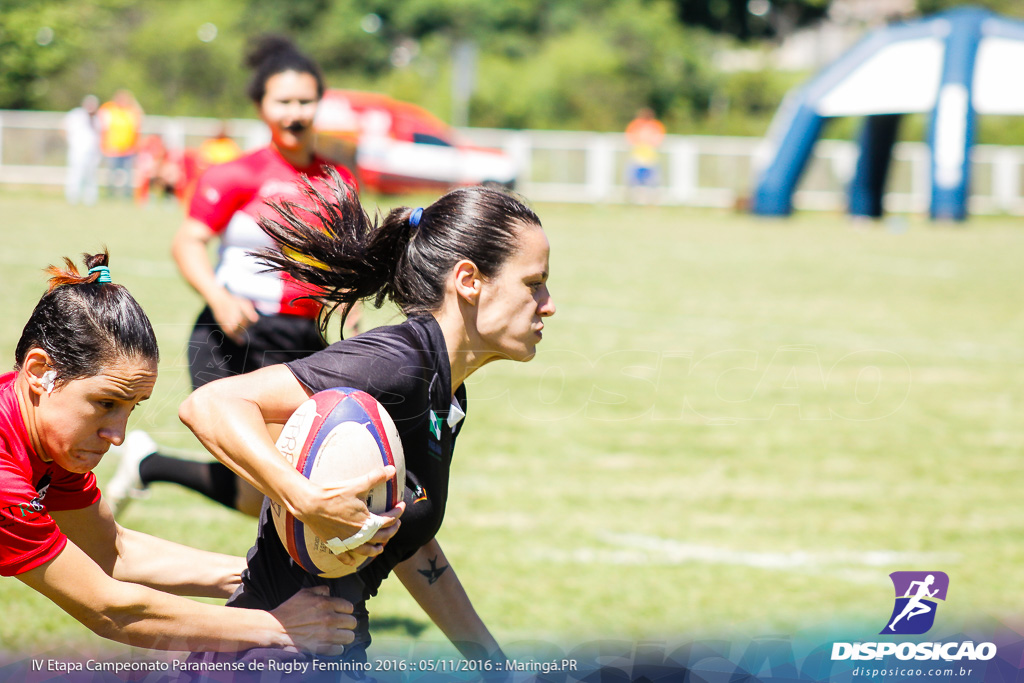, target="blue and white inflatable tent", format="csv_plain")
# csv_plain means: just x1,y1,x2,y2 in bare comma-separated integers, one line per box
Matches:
751,7,1024,221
